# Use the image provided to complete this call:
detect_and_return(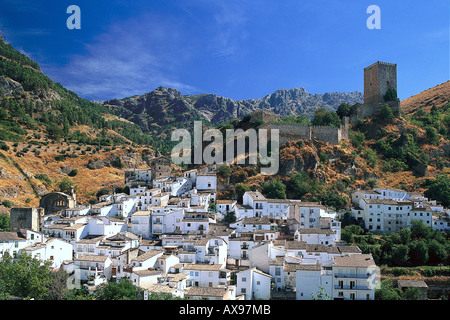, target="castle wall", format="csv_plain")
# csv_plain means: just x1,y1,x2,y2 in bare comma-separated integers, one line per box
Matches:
10,207,44,232
311,125,341,145
350,101,400,125
260,119,348,145
260,123,311,145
